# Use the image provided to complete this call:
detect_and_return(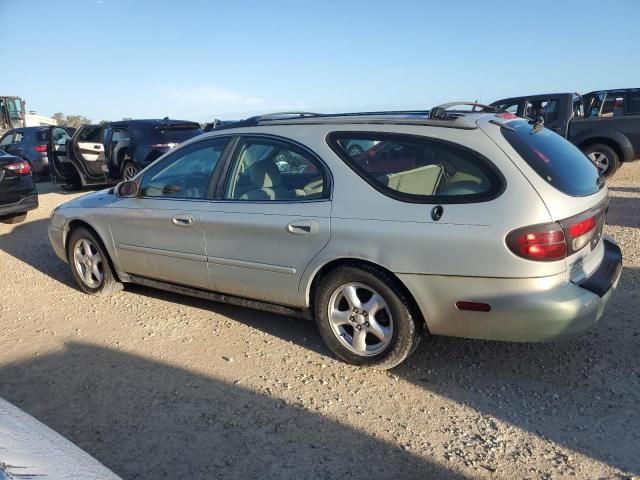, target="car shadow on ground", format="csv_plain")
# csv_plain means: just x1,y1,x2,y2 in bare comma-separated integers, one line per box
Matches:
606,195,640,228
0,342,468,480
0,218,76,288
